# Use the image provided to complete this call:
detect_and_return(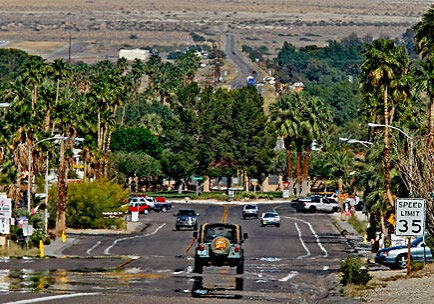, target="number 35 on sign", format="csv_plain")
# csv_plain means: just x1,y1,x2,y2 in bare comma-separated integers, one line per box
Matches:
395,198,426,237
